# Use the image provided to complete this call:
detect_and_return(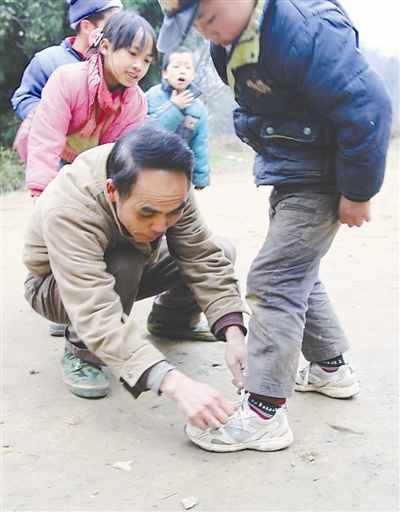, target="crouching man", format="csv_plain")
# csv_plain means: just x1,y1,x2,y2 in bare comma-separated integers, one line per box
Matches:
23,125,247,430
